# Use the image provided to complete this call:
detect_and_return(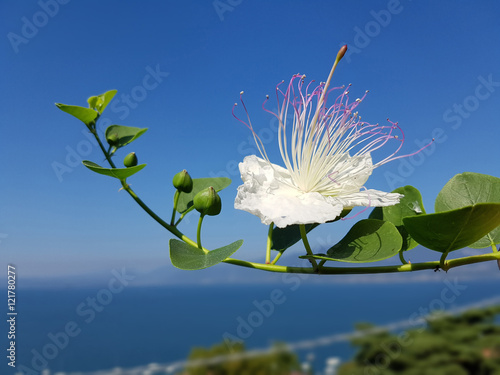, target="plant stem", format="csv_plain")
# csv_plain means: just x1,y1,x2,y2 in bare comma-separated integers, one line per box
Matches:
119,183,195,243
90,130,196,245
399,250,408,265
300,224,318,272
271,251,283,265
223,251,500,275
92,129,116,168
439,251,449,271
197,214,205,251
175,213,186,226
266,223,274,264
171,190,180,226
